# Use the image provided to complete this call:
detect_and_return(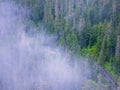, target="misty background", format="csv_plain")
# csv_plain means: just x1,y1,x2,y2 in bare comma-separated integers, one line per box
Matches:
0,0,117,90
